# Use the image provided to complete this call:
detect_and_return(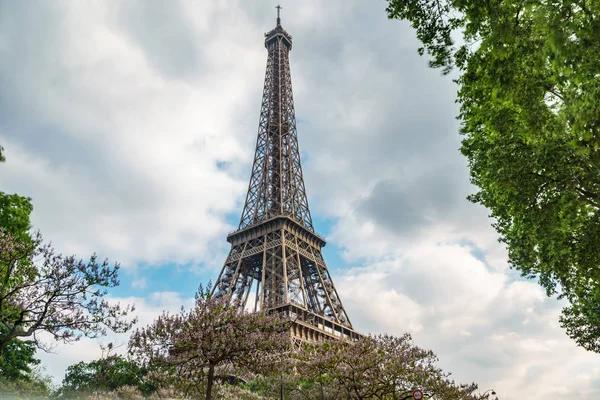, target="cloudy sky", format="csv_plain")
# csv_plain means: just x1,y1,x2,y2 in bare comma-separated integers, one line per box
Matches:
1,0,598,398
